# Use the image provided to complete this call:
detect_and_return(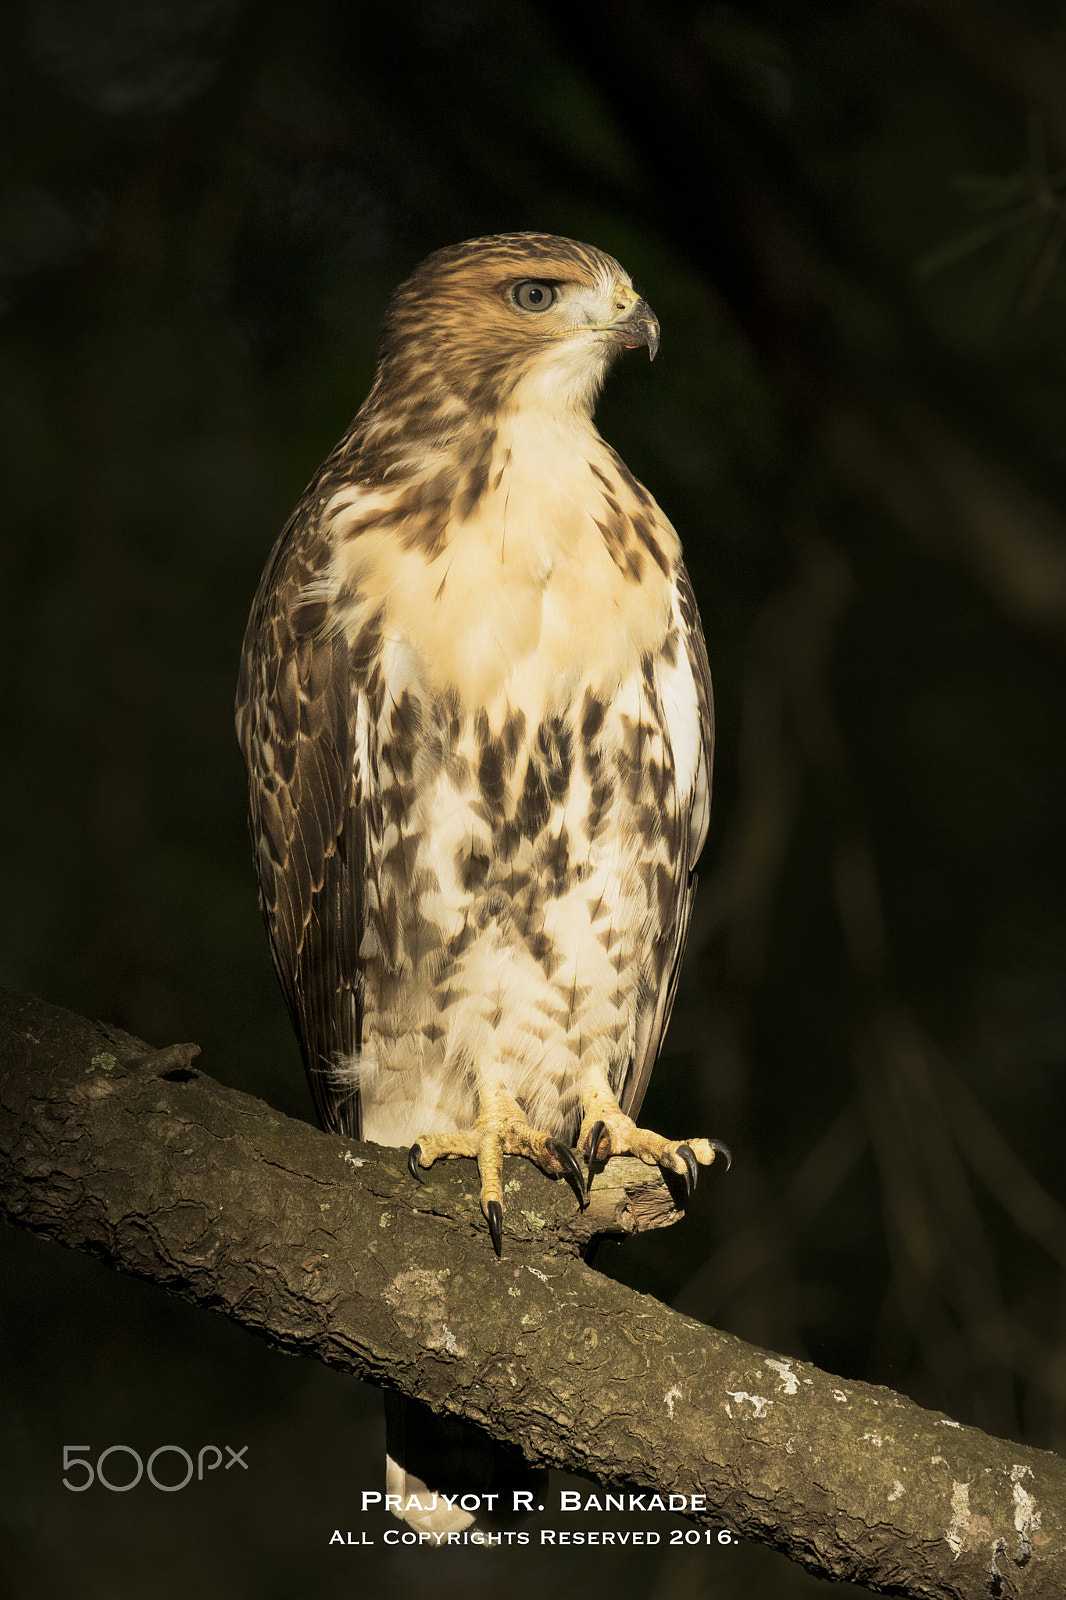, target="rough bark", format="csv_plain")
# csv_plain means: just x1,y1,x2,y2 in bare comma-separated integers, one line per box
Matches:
1,985,1064,1597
